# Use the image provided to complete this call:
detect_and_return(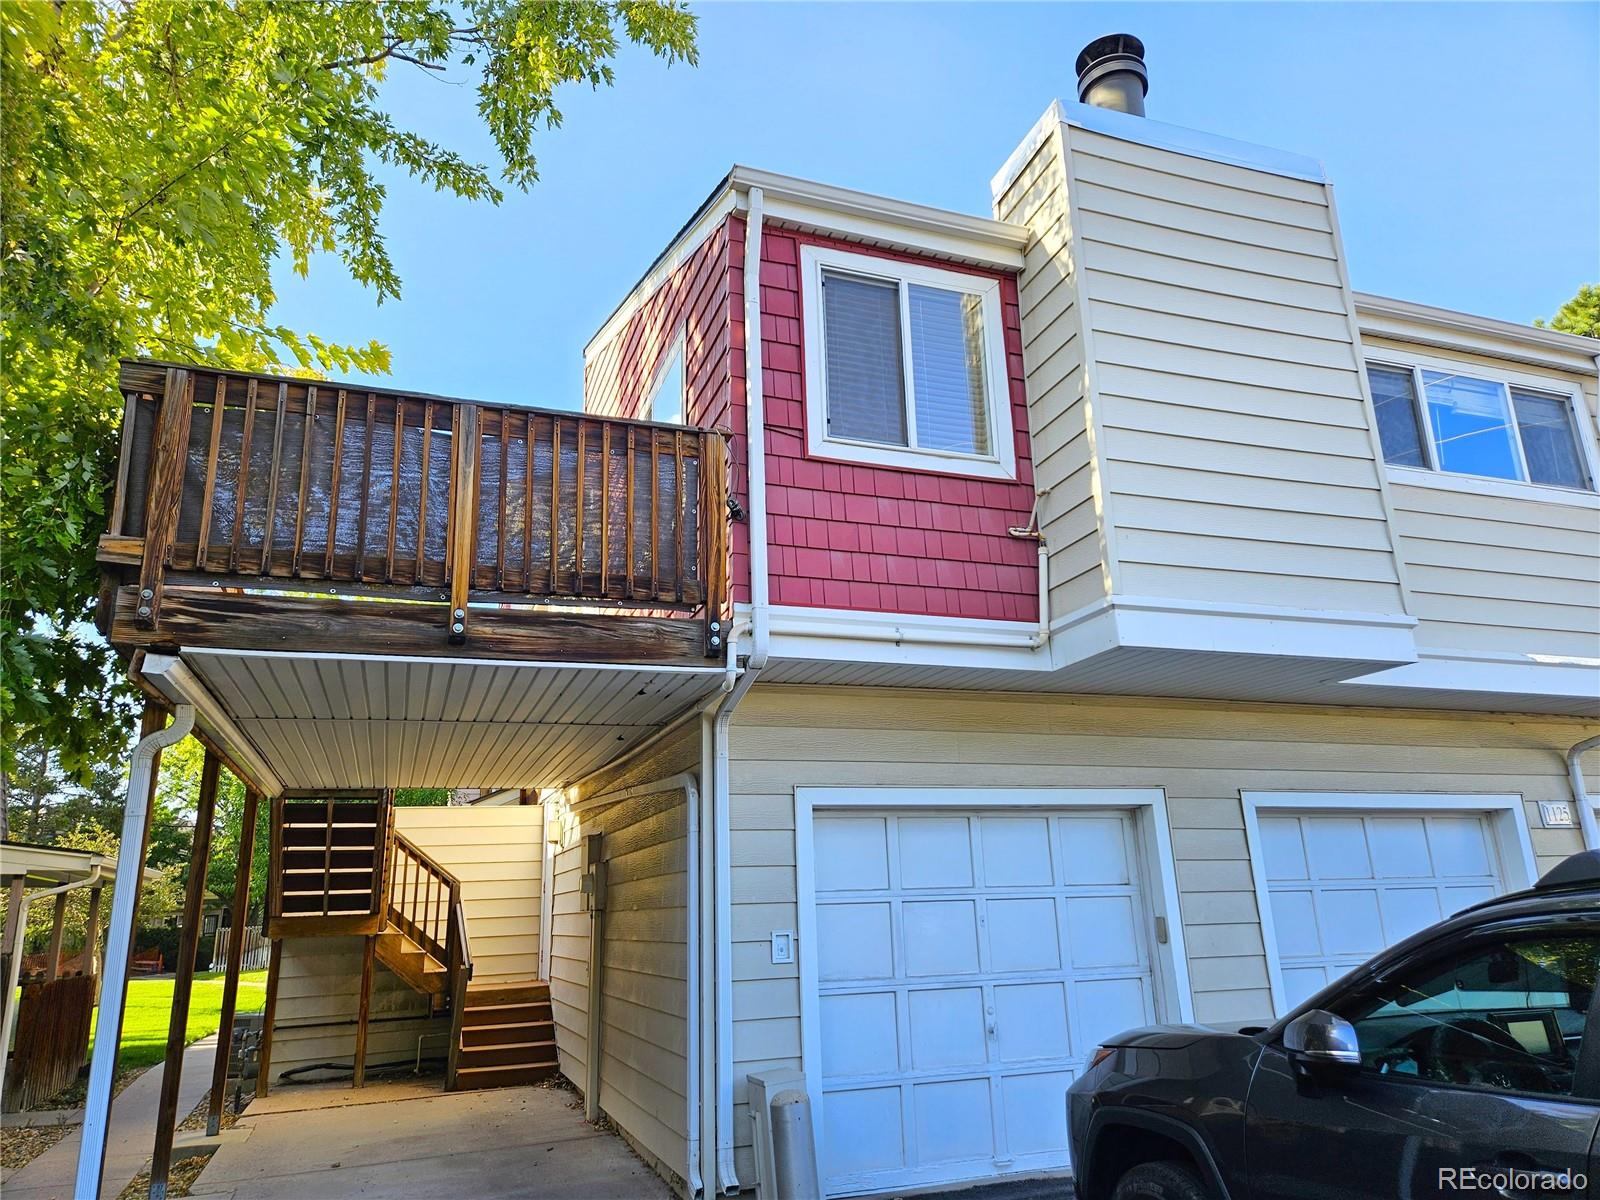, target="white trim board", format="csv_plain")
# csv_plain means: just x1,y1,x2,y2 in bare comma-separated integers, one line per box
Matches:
1239,791,1538,1019
793,784,1196,1178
